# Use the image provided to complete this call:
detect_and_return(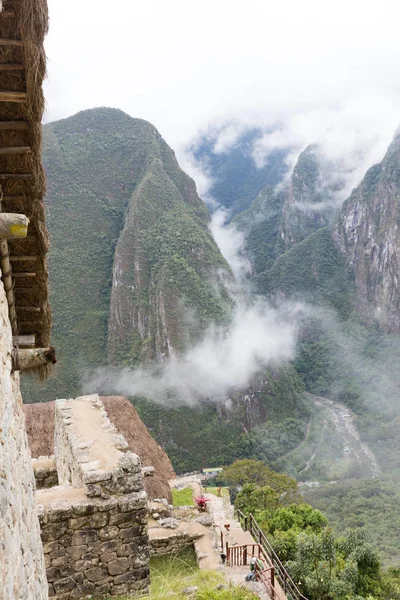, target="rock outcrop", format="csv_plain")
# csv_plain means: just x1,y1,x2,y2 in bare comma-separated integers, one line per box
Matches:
333,131,400,331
